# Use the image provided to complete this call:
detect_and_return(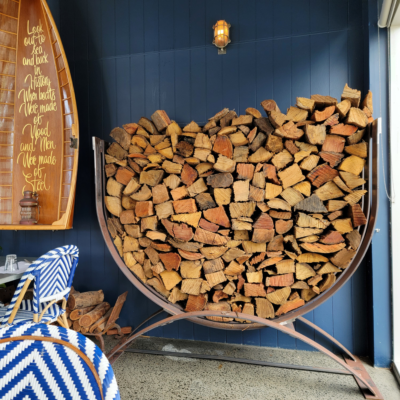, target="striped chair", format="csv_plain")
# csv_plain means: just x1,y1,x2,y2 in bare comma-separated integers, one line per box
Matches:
0,323,120,400
0,245,79,327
